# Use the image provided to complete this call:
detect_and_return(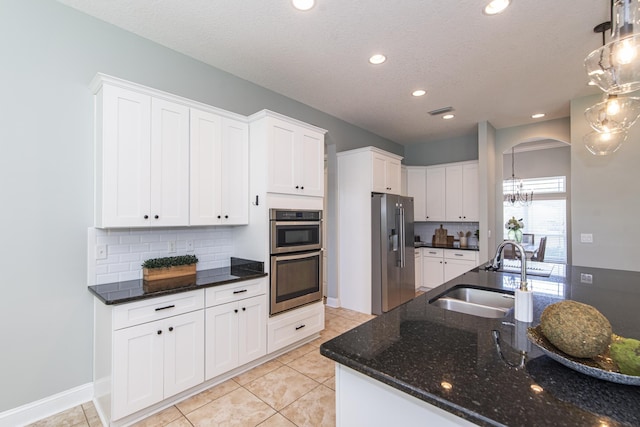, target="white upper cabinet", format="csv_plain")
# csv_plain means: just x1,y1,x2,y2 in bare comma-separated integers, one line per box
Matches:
371,151,402,195
93,74,249,228
190,109,248,225
264,114,325,197
95,83,189,227
407,167,427,221
425,166,446,221
445,163,479,222
249,111,326,198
